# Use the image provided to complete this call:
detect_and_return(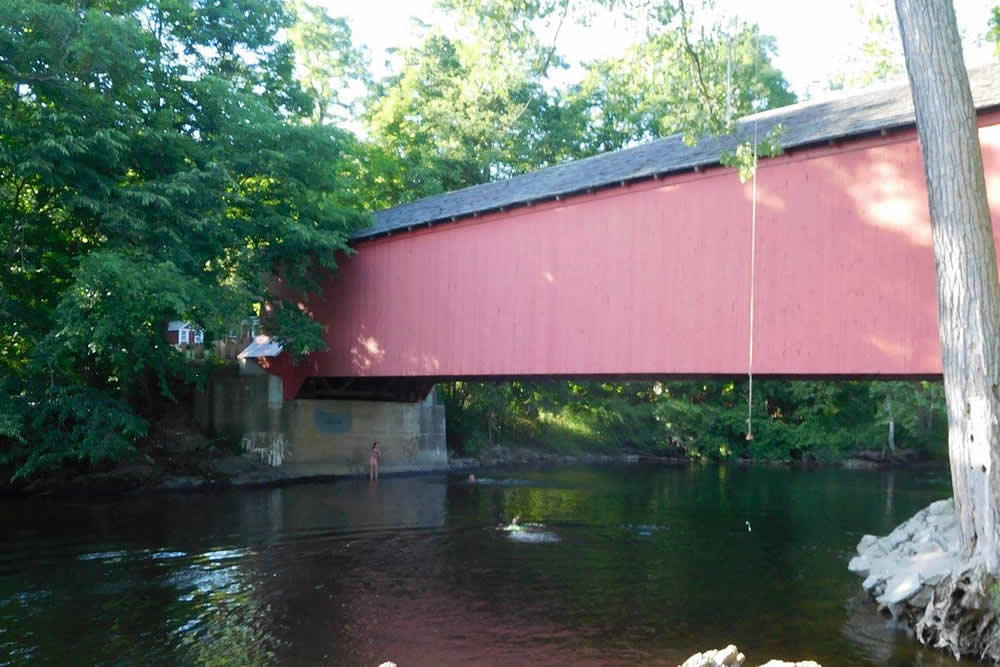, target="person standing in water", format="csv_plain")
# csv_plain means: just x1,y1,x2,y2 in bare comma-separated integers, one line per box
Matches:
369,441,381,481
